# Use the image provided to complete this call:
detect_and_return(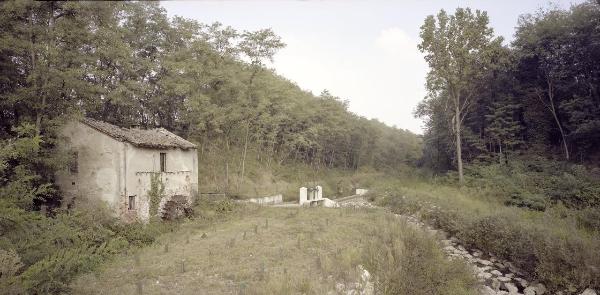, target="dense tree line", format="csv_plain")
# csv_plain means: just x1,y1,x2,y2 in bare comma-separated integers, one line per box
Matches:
0,1,421,210
0,2,420,292
417,1,600,178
